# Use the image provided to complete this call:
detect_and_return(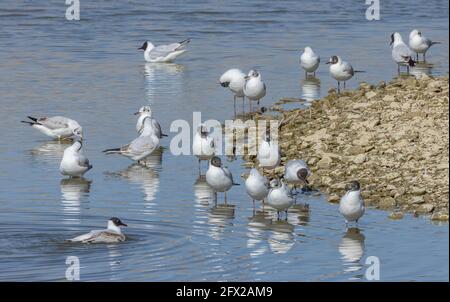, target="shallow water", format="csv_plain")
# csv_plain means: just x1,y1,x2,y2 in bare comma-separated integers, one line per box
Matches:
0,0,448,281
